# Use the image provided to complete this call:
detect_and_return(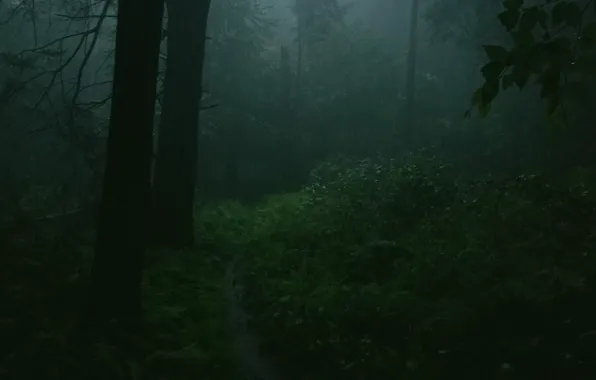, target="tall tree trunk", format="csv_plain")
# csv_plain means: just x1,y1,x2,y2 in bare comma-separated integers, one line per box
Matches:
296,20,304,108
278,45,299,188
400,0,419,148
151,0,211,247
280,45,291,111
83,0,164,328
